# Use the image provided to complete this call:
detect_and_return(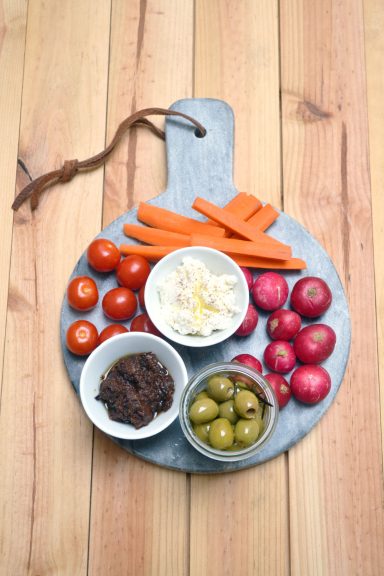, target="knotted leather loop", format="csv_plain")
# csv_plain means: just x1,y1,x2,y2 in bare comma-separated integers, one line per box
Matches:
12,108,206,211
